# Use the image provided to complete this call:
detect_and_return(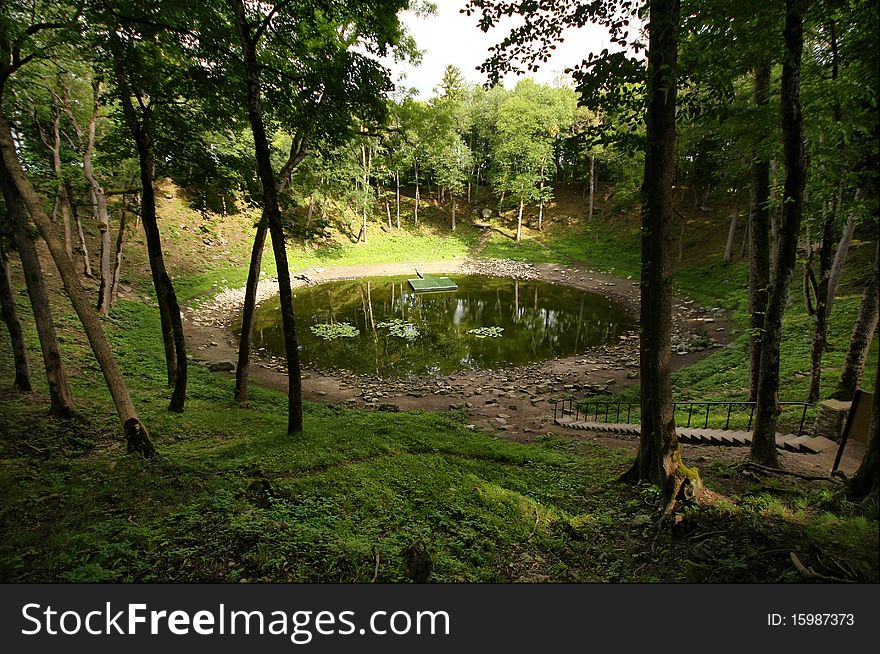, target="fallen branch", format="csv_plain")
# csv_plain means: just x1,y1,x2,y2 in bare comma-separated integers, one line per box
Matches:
22,441,45,453
527,505,540,541
790,552,855,583
743,462,839,483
